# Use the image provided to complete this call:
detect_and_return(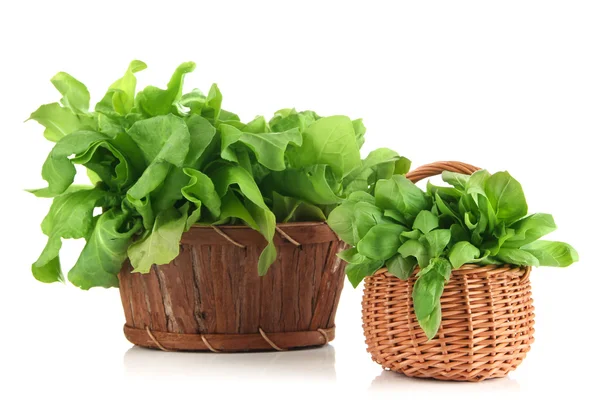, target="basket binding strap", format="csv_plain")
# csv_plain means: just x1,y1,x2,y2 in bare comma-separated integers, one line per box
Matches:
145,326,170,352
211,226,245,248
275,226,301,247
